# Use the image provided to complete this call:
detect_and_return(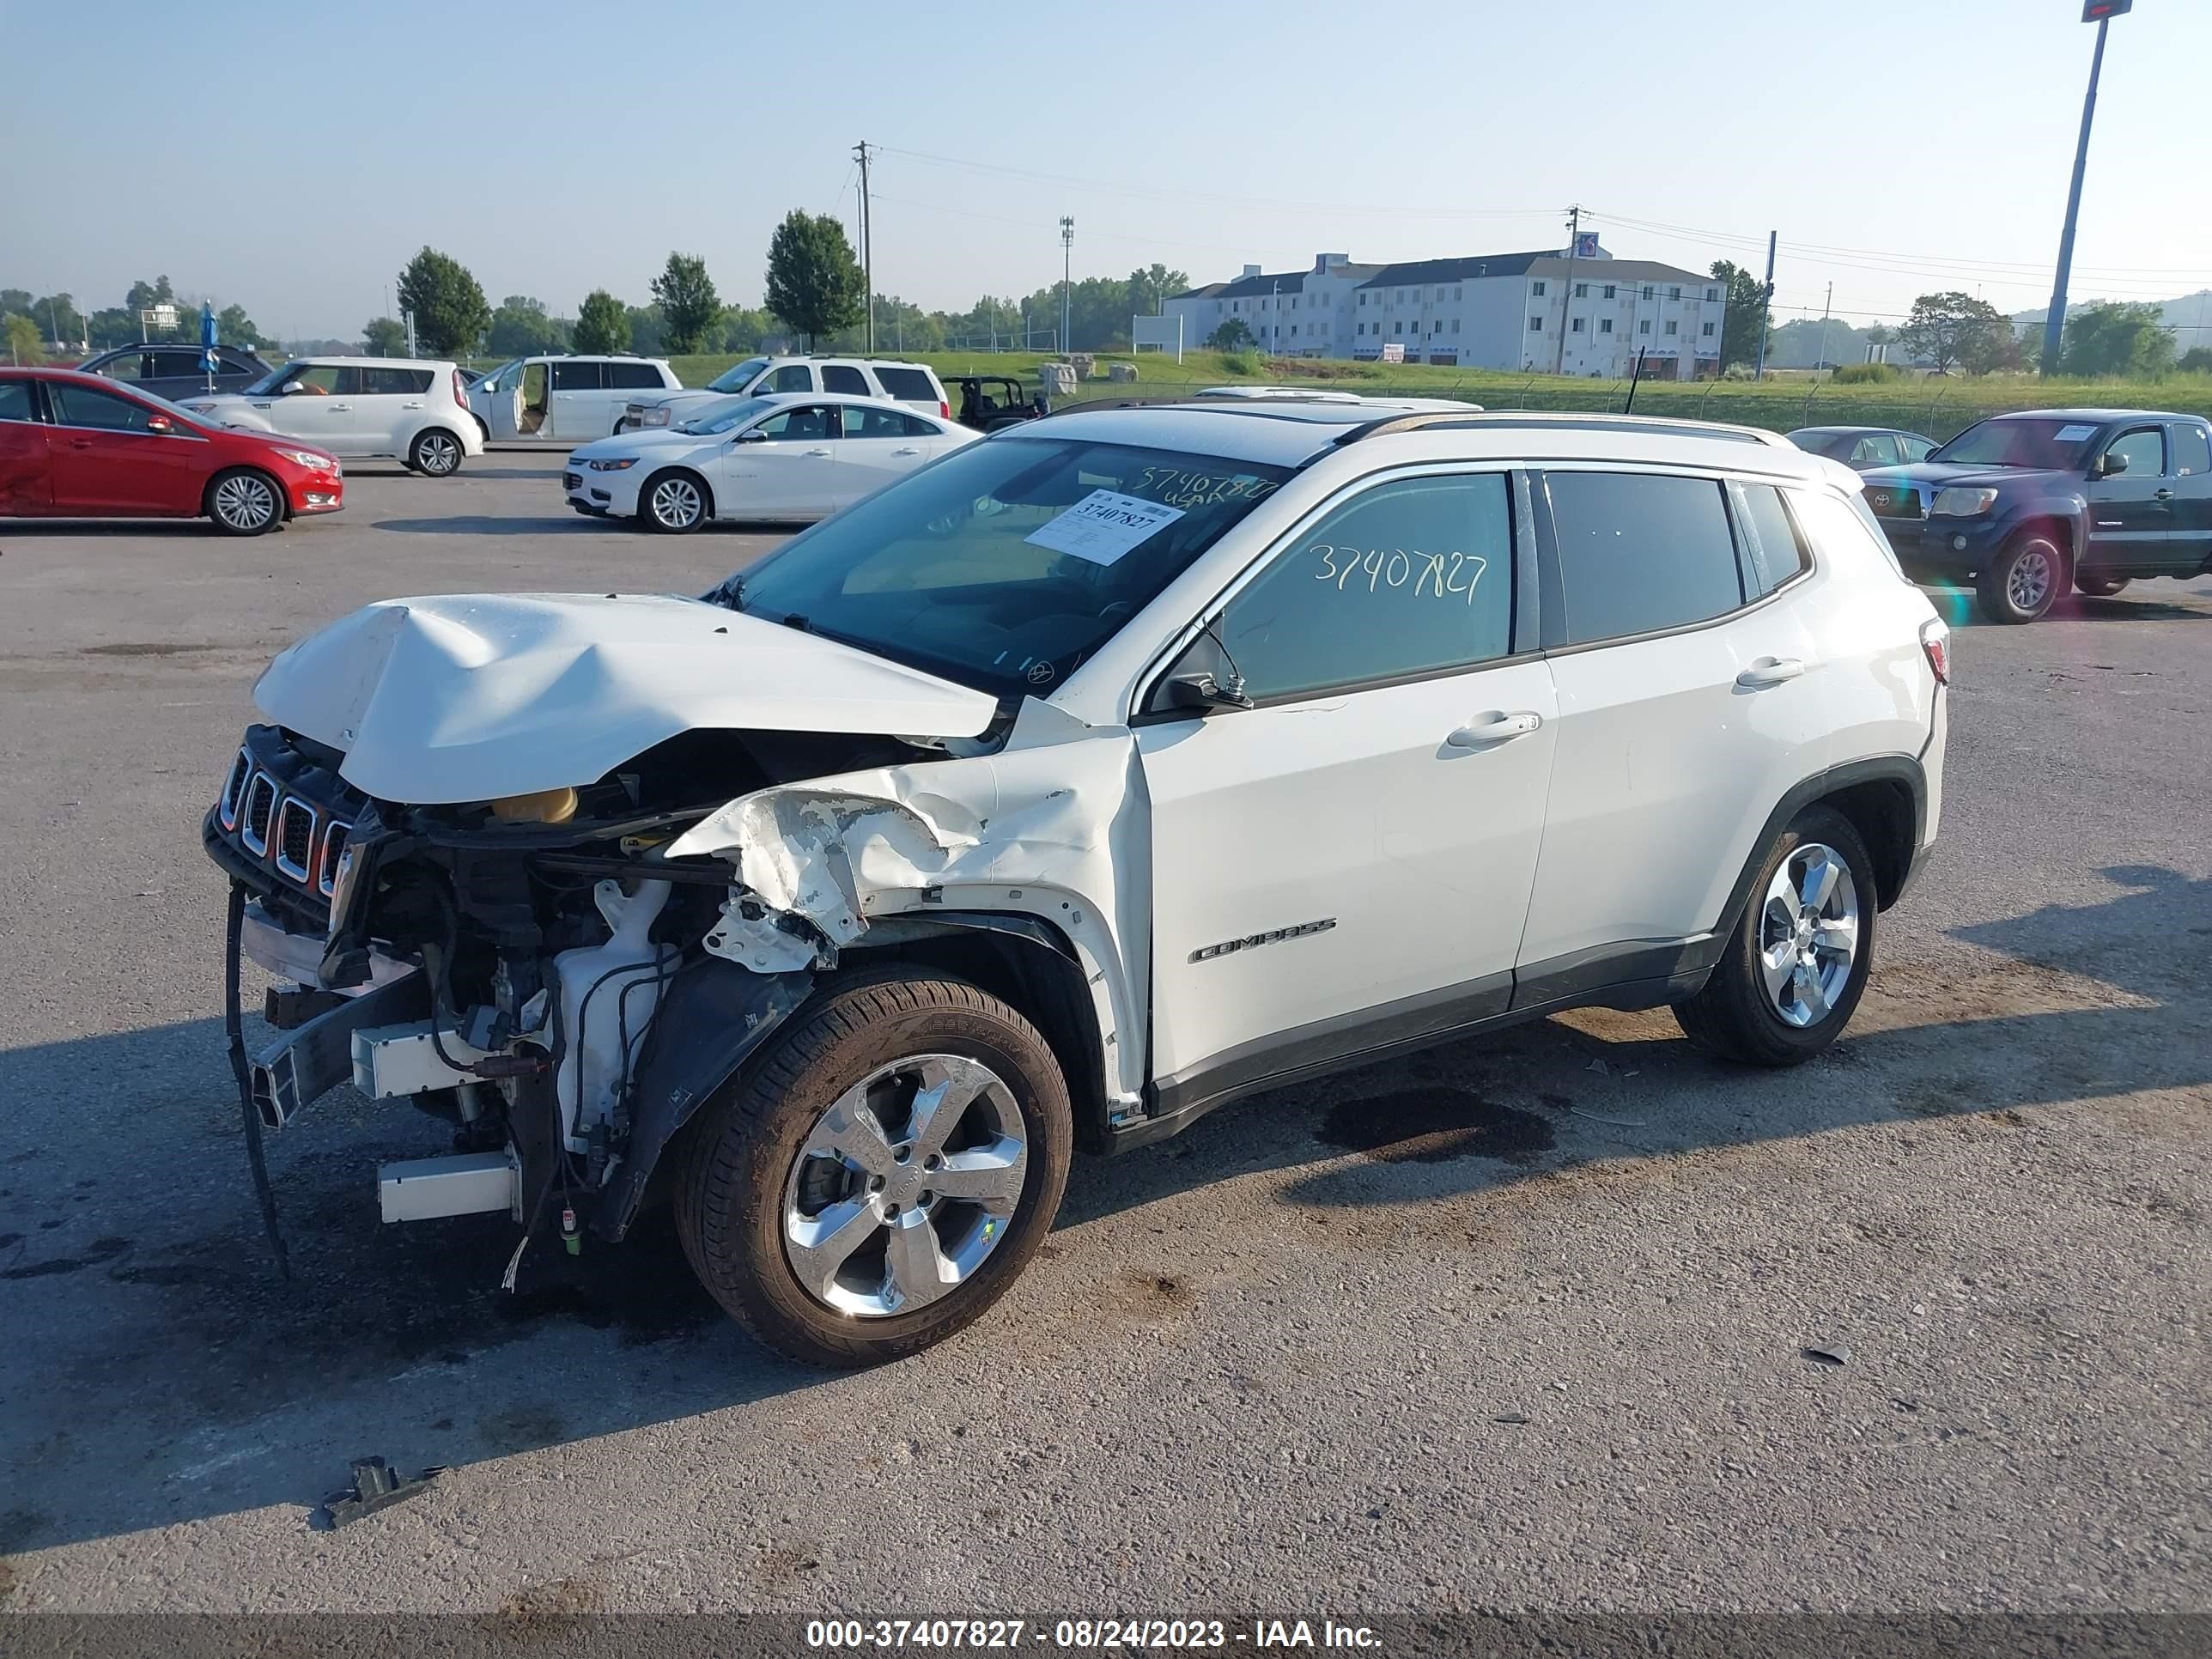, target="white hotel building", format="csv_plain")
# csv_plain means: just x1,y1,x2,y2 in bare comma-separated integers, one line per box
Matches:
1165,244,1727,380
